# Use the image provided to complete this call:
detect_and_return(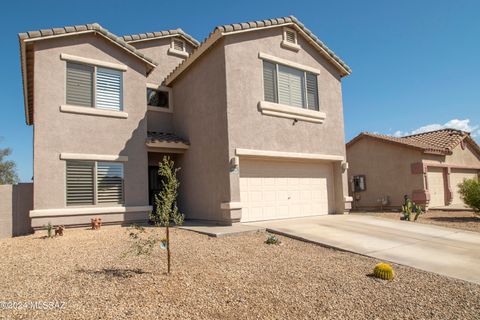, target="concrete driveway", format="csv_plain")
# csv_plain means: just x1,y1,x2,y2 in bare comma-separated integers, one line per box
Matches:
246,215,480,284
